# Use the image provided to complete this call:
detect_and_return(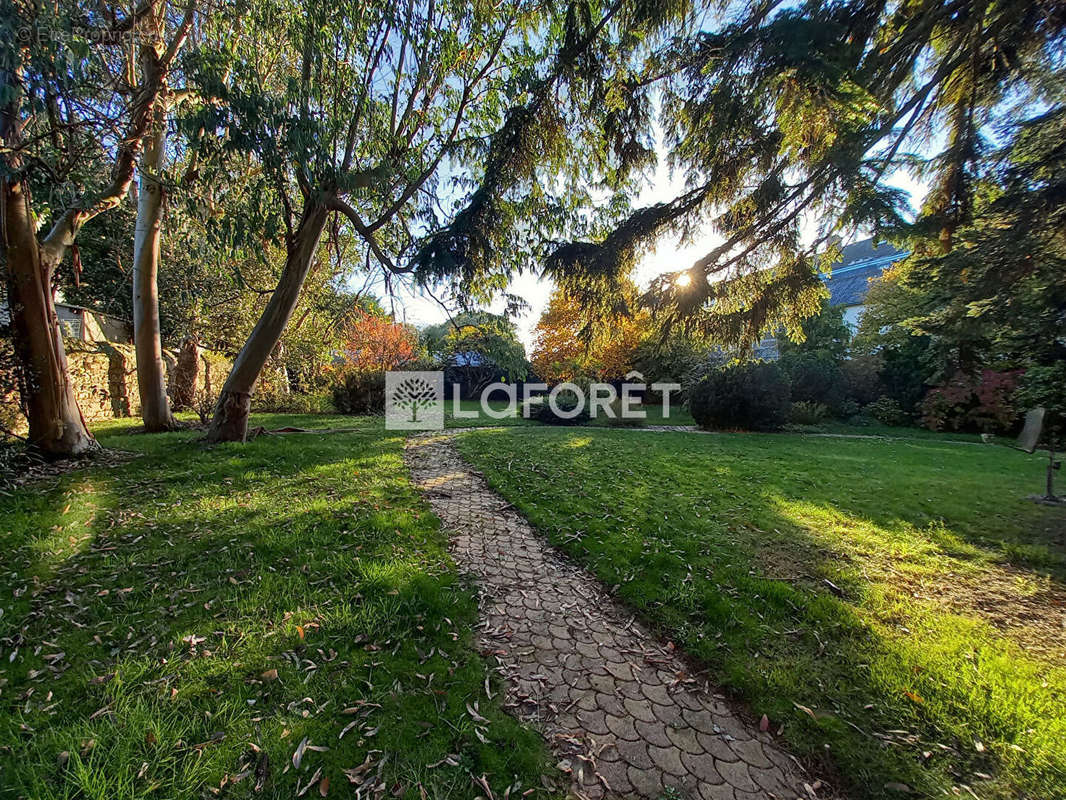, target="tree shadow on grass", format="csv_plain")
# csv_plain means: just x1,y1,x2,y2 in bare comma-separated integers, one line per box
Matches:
454,427,1066,800
0,429,549,800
